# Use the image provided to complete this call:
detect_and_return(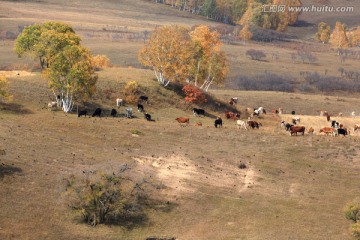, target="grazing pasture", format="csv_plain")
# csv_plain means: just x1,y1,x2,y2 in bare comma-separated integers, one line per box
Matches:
1,69,360,239
1,0,360,239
